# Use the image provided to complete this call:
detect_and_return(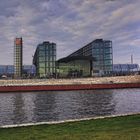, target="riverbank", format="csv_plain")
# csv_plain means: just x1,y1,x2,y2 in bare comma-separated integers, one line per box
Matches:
0,114,140,140
0,75,140,92
1,75,140,86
